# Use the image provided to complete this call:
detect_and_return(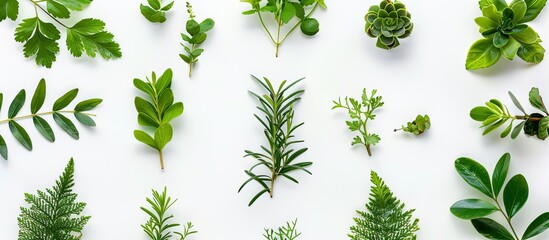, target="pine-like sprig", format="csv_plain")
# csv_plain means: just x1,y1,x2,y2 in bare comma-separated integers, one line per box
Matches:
264,219,301,240
349,171,419,240
18,158,90,240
